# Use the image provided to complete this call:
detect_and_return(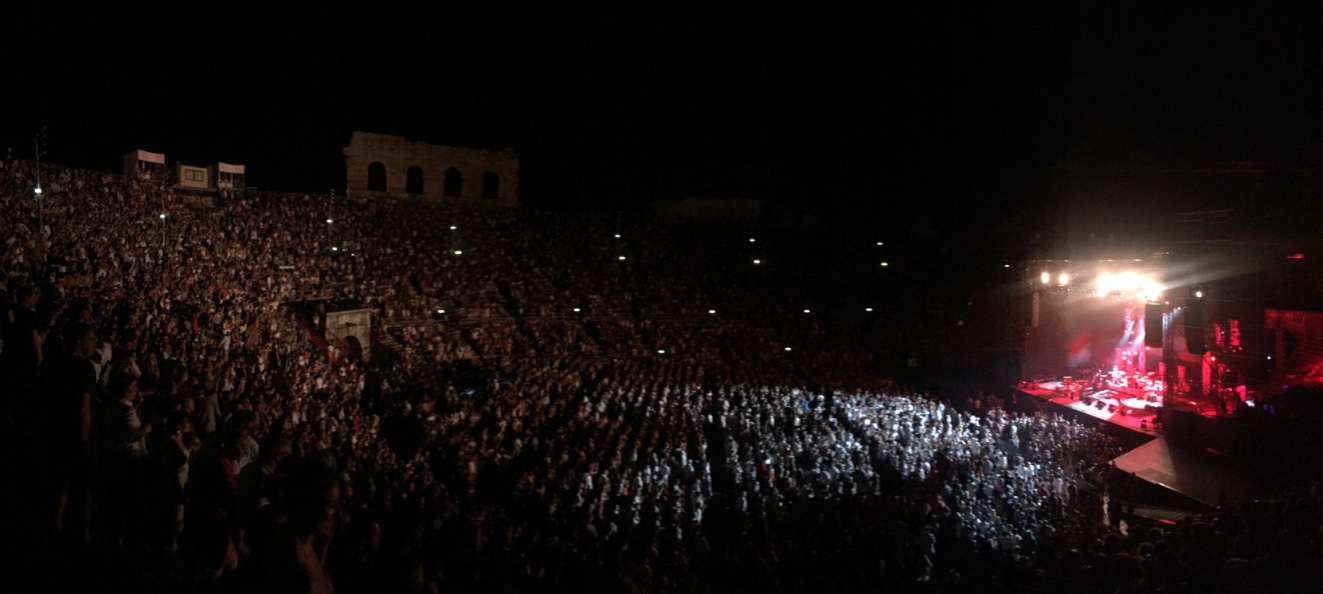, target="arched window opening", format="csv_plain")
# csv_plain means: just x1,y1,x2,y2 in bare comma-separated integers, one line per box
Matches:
406,165,425,195
444,167,463,197
367,162,387,192
482,172,500,200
